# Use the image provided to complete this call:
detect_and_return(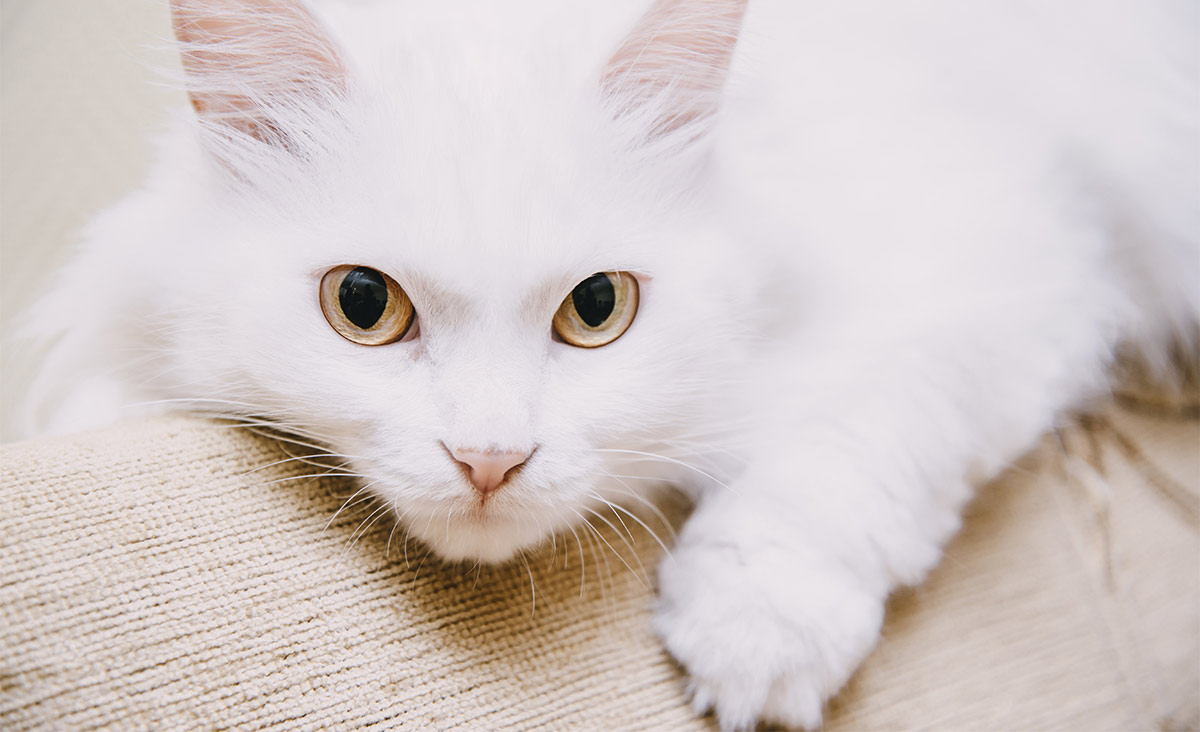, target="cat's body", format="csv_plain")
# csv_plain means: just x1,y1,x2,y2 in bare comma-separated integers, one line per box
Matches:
19,0,1198,729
